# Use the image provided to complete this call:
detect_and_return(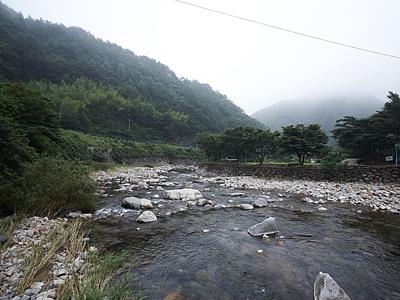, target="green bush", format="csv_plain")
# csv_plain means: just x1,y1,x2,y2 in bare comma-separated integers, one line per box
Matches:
1,157,98,216
320,150,347,176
